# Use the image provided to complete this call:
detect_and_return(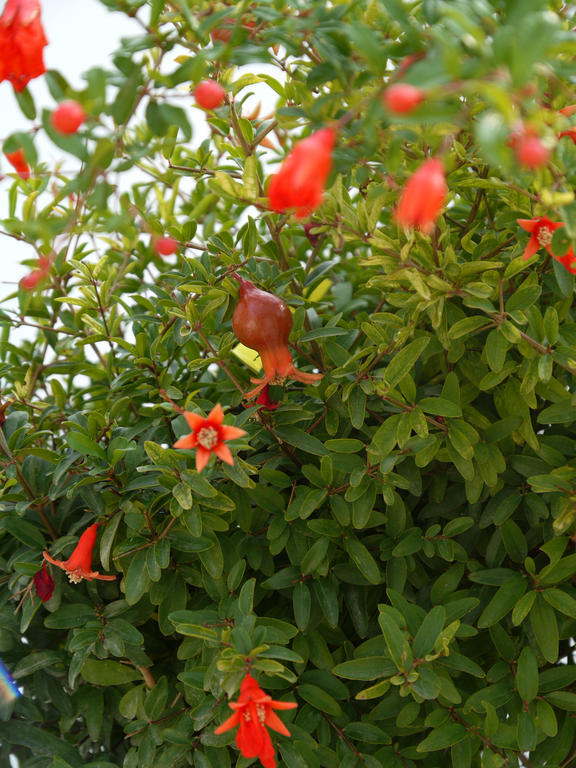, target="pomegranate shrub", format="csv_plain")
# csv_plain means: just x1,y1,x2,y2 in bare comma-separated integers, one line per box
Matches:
1,1,576,767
